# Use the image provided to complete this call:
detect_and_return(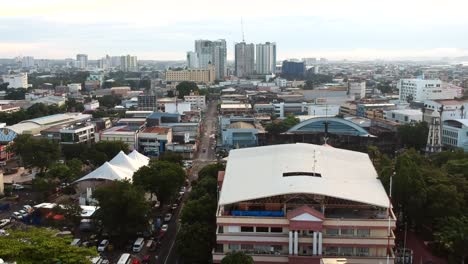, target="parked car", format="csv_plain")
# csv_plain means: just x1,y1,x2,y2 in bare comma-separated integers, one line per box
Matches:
11,212,22,220
12,184,25,190
132,237,144,253
97,239,109,252
0,219,11,228
18,210,28,218
23,205,33,212
161,224,168,232
164,213,172,222
70,238,81,246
